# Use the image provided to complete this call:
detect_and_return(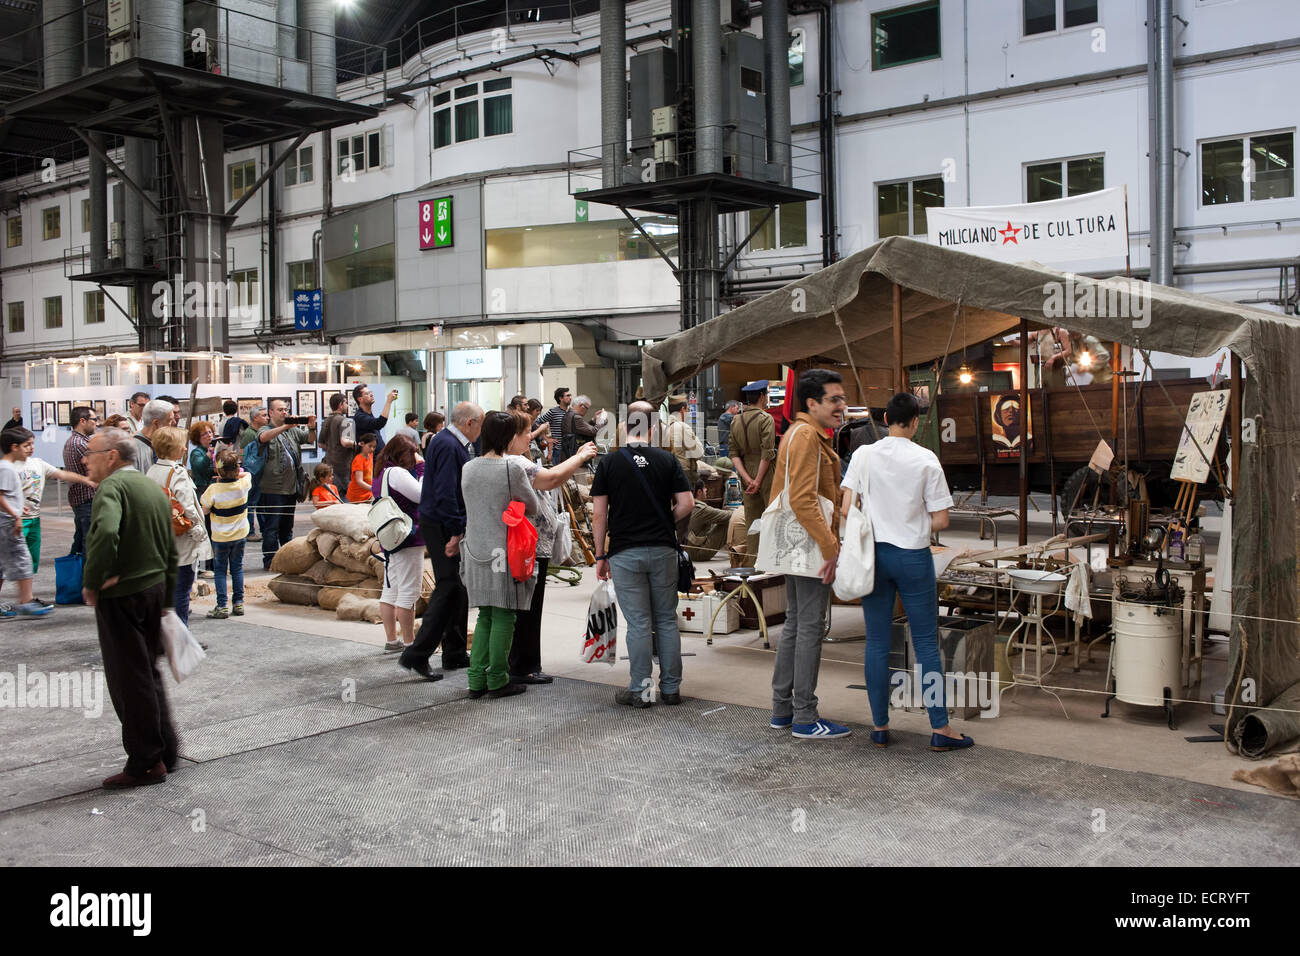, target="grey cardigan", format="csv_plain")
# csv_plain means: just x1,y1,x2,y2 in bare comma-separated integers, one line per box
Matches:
459,456,540,611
